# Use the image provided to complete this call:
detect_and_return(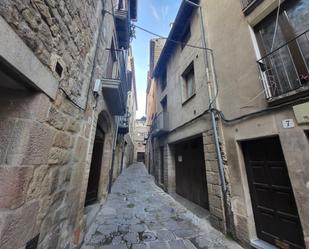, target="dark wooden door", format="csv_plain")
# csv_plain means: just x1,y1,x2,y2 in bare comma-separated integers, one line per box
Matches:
242,137,305,249
160,146,164,184
175,137,209,209
137,152,145,163
85,128,105,206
